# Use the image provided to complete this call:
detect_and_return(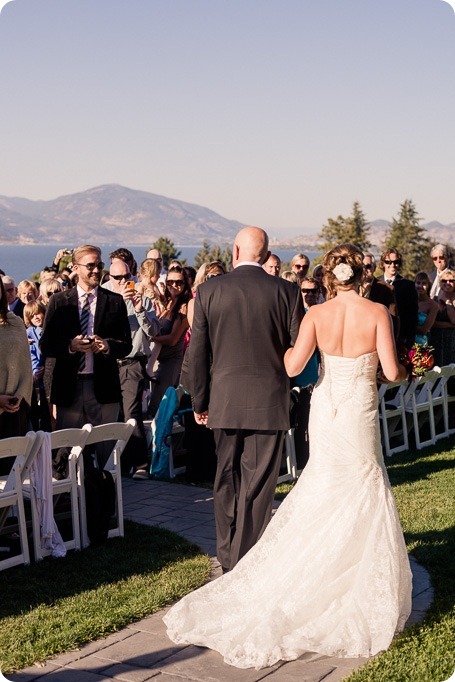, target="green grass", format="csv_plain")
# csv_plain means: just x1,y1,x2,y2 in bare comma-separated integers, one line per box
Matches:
346,438,455,682
0,520,211,674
